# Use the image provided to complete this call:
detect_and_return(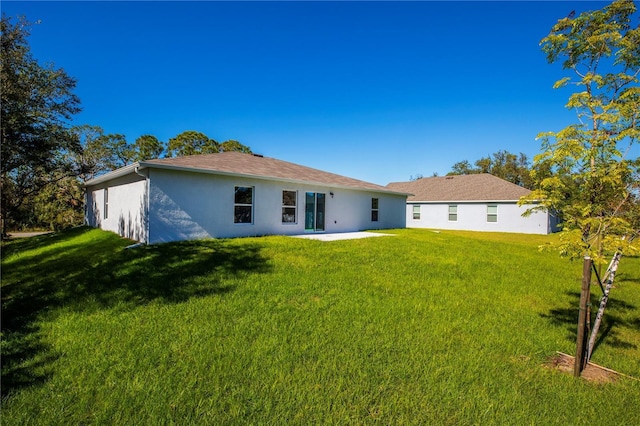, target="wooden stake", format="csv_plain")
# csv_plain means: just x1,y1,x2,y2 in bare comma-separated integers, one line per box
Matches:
587,251,622,361
574,256,592,377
